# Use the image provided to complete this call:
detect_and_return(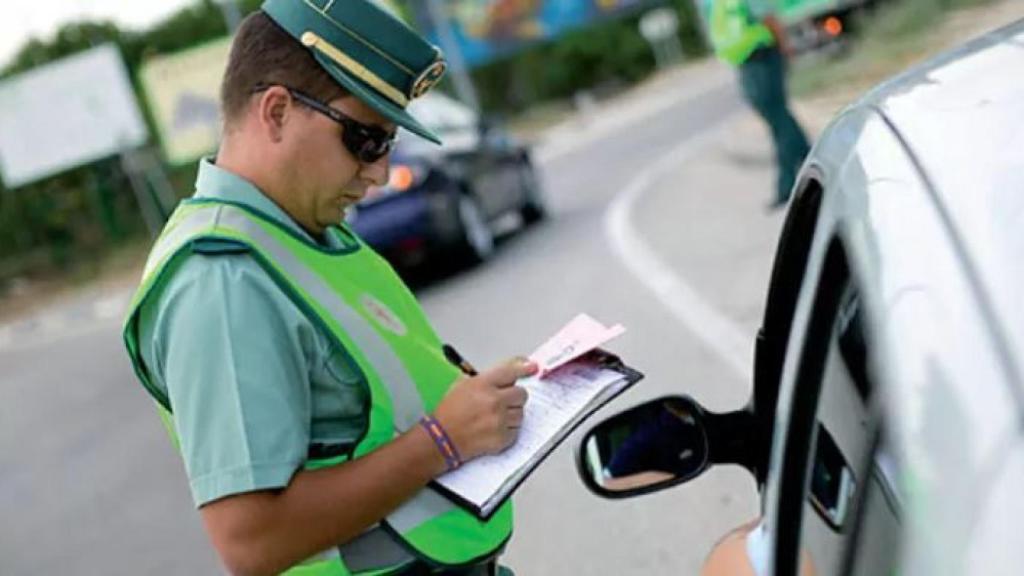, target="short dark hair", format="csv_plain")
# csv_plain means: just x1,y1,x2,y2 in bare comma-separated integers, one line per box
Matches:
220,11,347,127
